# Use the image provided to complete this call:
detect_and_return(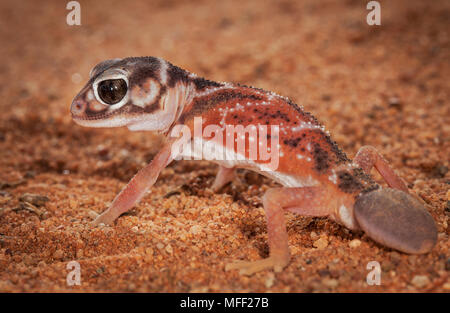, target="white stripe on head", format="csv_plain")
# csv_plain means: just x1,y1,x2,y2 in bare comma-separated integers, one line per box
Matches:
132,79,160,108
